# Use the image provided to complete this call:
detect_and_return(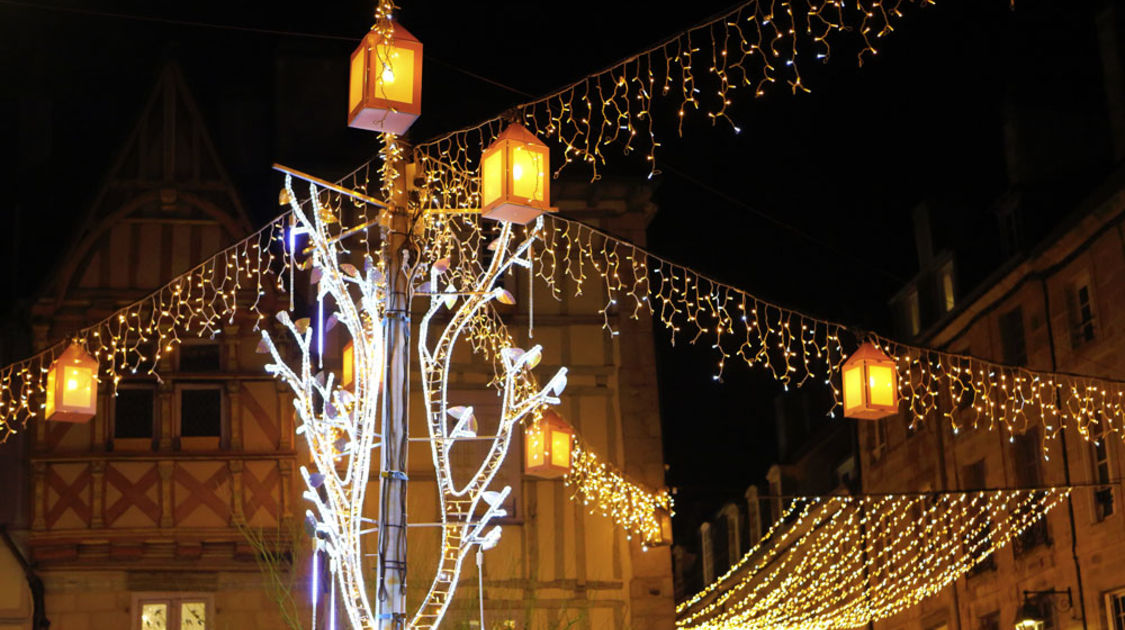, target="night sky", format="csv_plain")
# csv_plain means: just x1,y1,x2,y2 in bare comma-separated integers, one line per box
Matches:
1,1,1114,542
